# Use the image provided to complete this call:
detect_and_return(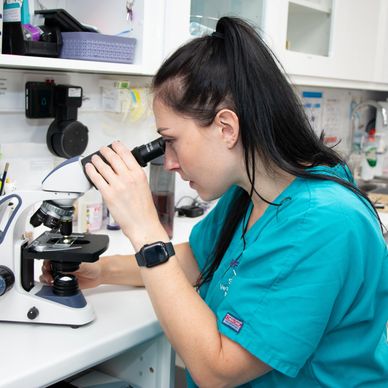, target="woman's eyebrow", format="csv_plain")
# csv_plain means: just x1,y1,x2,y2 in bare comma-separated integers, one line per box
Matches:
157,127,169,135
